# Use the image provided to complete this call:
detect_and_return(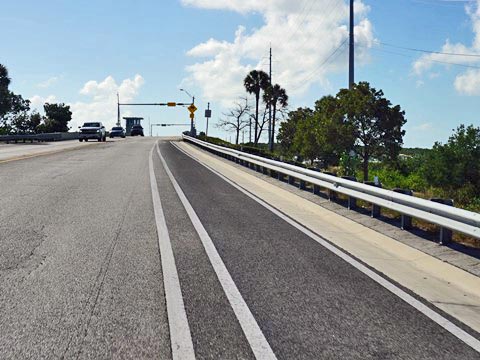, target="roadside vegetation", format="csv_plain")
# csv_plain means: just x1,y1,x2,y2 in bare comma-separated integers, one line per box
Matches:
212,74,479,247
0,64,72,135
